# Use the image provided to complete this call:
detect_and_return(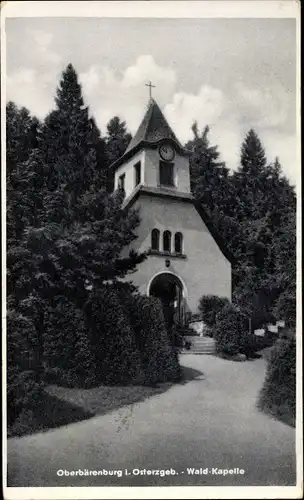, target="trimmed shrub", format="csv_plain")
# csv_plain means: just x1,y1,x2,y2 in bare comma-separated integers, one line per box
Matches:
213,303,249,356
43,296,96,388
213,302,274,358
86,286,142,385
258,337,296,426
7,310,43,427
198,295,230,328
124,294,181,385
